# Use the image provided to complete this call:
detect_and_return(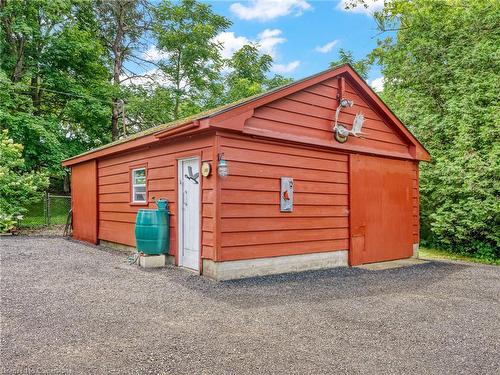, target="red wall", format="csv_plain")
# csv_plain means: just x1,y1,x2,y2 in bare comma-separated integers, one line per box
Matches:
412,163,420,244
213,73,419,263
69,72,422,267
217,134,349,261
71,160,98,244
243,76,412,159
96,134,215,259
